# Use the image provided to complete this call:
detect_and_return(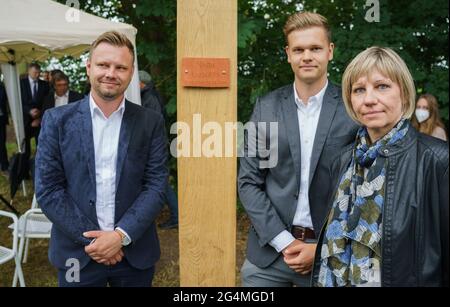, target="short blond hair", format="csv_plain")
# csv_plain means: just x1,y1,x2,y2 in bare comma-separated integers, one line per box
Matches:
341,46,416,123
89,31,134,62
283,11,331,43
